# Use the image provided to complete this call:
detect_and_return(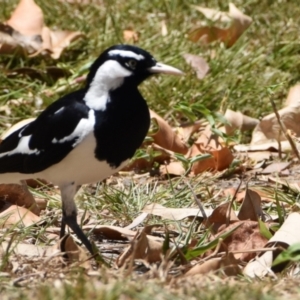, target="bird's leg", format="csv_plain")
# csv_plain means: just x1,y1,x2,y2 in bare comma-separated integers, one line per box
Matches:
59,182,94,255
